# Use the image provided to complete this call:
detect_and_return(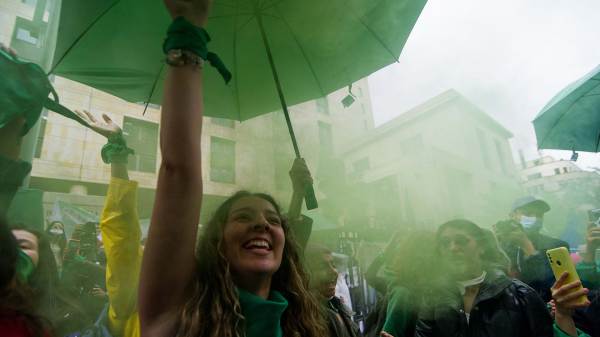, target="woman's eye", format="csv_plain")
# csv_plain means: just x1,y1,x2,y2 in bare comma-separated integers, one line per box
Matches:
268,218,282,225
236,214,251,221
